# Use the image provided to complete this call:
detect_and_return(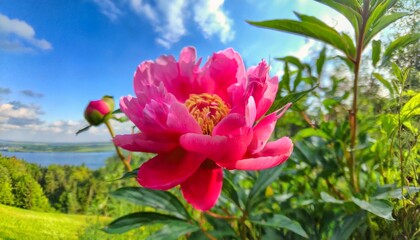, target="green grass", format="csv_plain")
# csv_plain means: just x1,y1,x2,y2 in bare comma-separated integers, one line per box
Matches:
0,204,157,240
0,204,109,240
